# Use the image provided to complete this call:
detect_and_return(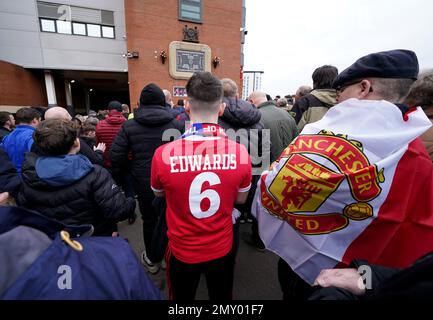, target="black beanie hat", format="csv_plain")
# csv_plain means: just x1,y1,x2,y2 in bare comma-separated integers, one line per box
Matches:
139,83,166,107
107,101,123,112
